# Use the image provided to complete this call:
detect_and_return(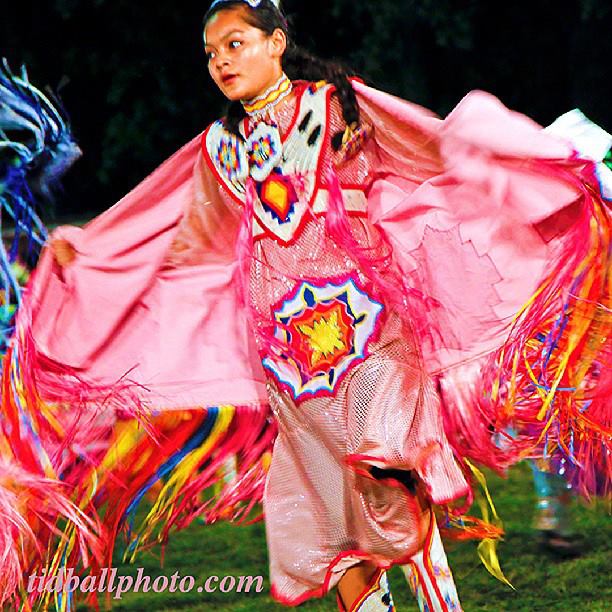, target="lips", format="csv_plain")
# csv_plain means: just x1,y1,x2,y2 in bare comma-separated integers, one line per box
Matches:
222,74,238,84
